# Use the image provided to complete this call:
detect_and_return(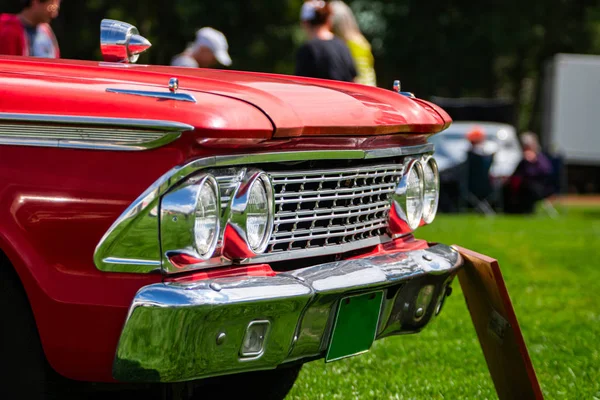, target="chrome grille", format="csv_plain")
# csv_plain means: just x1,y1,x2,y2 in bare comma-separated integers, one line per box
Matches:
267,164,403,253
